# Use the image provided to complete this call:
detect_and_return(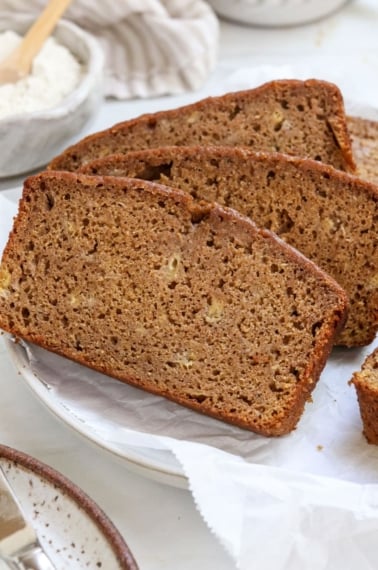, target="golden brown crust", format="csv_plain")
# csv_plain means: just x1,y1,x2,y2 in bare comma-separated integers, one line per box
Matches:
79,145,378,347
0,171,348,436
48,79,355,173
